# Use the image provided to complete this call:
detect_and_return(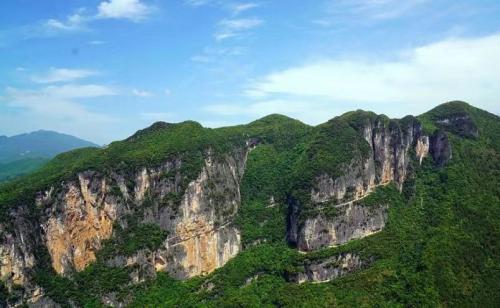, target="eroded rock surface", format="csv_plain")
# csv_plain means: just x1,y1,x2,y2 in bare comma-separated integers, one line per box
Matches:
290,253,367,283
292,117,426,251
